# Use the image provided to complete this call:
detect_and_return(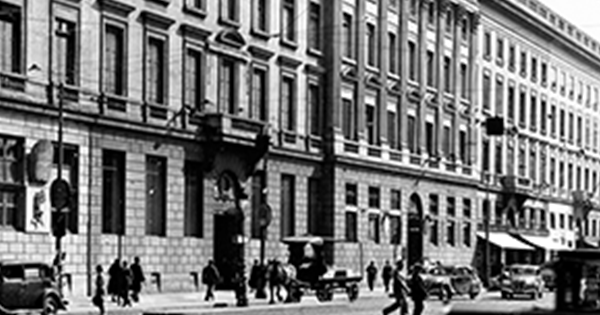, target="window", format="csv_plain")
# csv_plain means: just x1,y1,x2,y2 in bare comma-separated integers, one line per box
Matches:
410,0,418,16
520,50,527,77
530,94,537,131
460,64,467,98
0,136,23,228
366,23,377,67
425,121,436,156
443,125,451,158
508,44,515,70
219,57,237,114
408,116,417,153
147,36,166,105
251,66,268,121
54,18,77,86
368,213,380,243
281,75,296,131
443,56,451,93
146,156,166,236
184,161,203,237
482,138,490,172
408,42,417,81
307,177,320,235
368,186,380,208
447,220,456,246
345,183,357,206
389,33,397,74
482,72,491,110
280,174,295,237
251,171,266,238
254,0,268,32
550,213,556,229
531,56,537,82
221,0,239,23
391,189,401,210
427,2,435,25
559,213,564,229
282,0,296,43
103,23,125,96
495,141,503,174
390,215,401,244
53,144,79,233
568,112,574,143
463,198,471,218
429,194,439,215
345,211,357,242
430,220,439,245
549,157,556,186
342,98,356,140
519,89,526,128
459,129,468,163
426,51,435,87
102,150,125,235
447,197,456,216
483,31,491,59
342,13,354,59
366,104,377,145
559,109,565,139
184,47,204,111
0,3,21,76
517,139,526,177
559,161,564,188
577,116,583,146
445,9,453,33
308,3,321,51
461,18,468,40
540,99,547,134
568,163,573,190
462,222,471,247
541,62,547,85
309,83,321,136
507,85,515,121
529,143,537,181
496,77,504,115
388,111,397,149
550,104,556,136
496,37,504,62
